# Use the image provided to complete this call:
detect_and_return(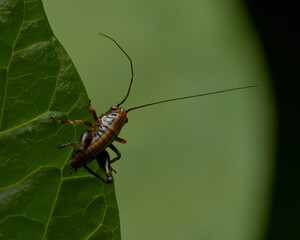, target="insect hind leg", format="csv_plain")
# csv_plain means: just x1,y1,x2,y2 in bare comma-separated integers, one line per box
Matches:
83,165,109,183
96,150,114,183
